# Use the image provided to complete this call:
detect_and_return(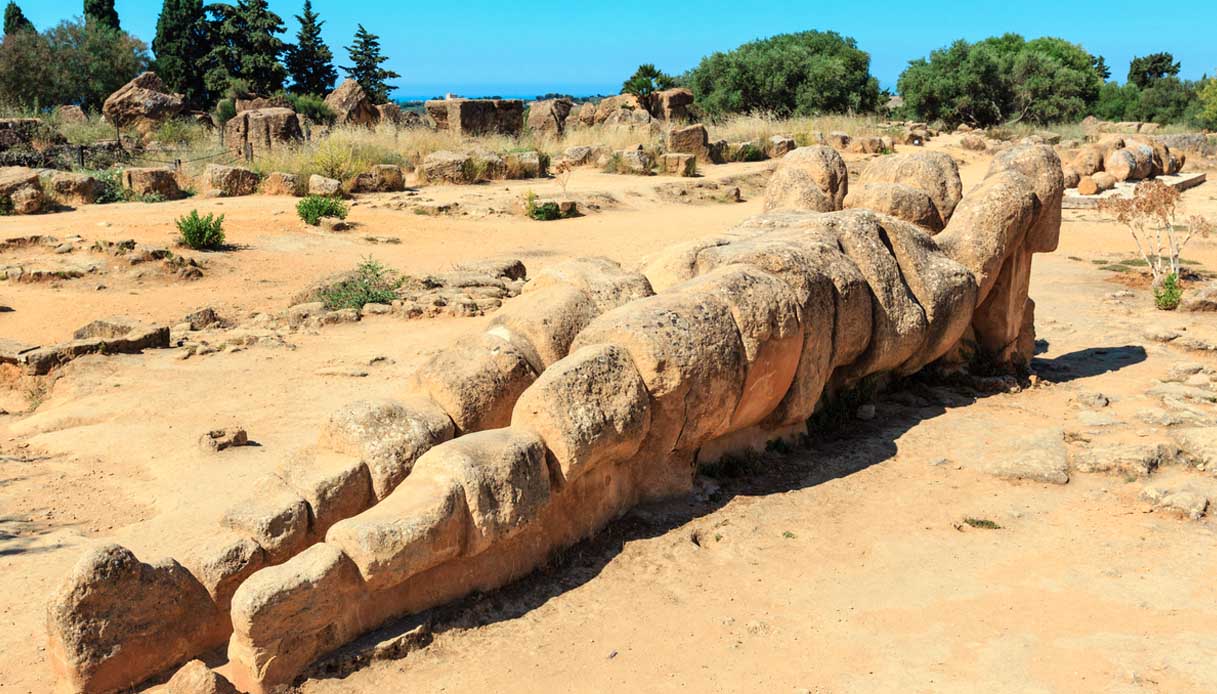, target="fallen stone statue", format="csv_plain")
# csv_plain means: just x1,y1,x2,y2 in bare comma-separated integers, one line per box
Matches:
46,144,1062,693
